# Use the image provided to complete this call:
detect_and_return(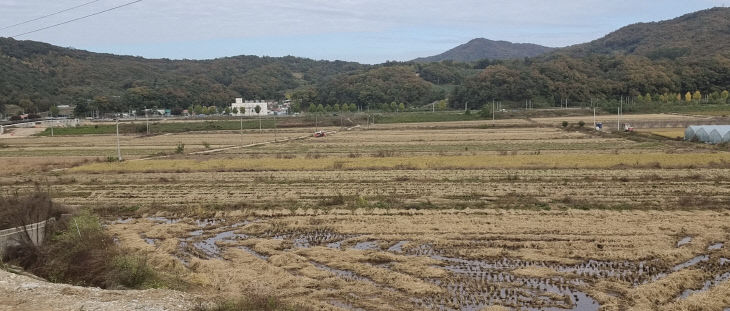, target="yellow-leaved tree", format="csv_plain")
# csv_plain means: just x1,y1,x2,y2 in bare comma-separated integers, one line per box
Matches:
692,91,702,101
685,92,692,102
